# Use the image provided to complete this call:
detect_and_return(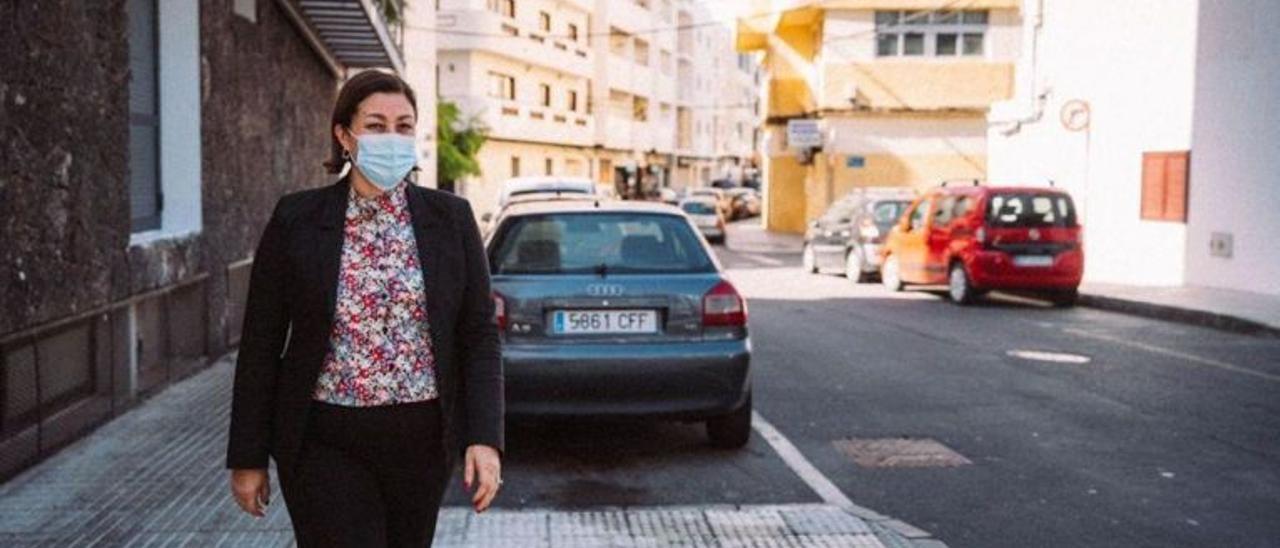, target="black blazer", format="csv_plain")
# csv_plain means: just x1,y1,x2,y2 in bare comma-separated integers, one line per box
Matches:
226,178,503,473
